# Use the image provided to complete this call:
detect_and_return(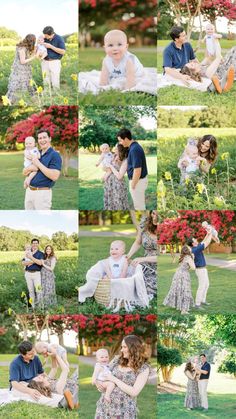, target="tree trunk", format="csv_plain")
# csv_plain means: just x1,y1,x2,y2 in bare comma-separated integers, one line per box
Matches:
161,365,175,382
